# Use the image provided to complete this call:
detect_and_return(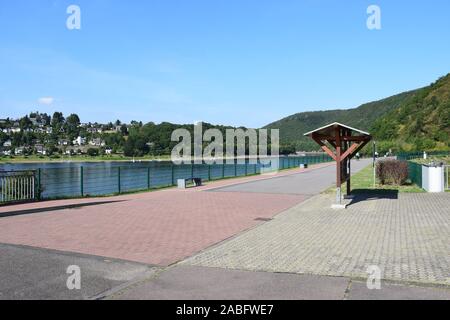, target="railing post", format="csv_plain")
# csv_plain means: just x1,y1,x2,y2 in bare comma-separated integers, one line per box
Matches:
222,163,225,178
171,164,175,185
446,166,449,190
118,167,121,194
208,165,211,181
80,166,84,197
191,163,194,179
147,167,151,189
37,168,41,200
